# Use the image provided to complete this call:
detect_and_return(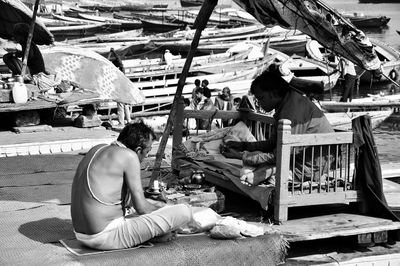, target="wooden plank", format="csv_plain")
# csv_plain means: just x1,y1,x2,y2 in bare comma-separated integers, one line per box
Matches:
184,109,242,120
273,213,400,242
0,99,57,112
282,132,354,146
381,162,400,179
12,125,52,133
383,179,400,209
274,120,292,223
287,191,362,206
